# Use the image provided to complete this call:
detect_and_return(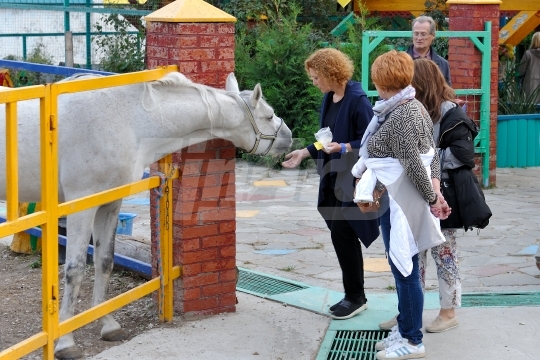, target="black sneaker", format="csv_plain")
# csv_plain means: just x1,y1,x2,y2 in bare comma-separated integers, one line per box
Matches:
330,299,367,320
329,298,344,313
